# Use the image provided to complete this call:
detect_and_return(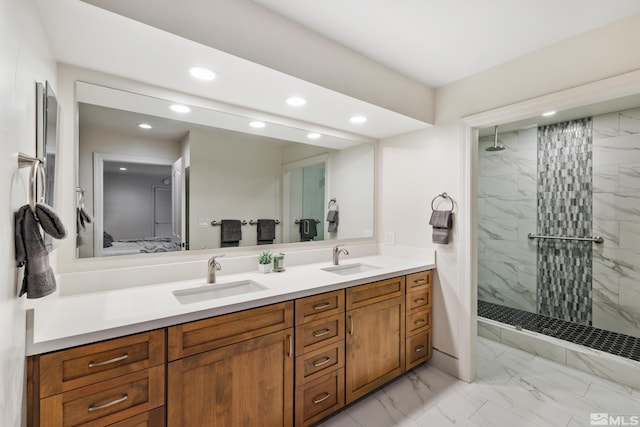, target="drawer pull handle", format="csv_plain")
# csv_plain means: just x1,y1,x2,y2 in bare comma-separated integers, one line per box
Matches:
88,394,128,412
414,278,427,285
414,298,426,304
348,316,353,335
414,319,426,326
312,392,331,404
88,353,129,368
312,357,332,367
313,302,331,310
312,328,331,338
414,345,425,353
287,335,293,358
